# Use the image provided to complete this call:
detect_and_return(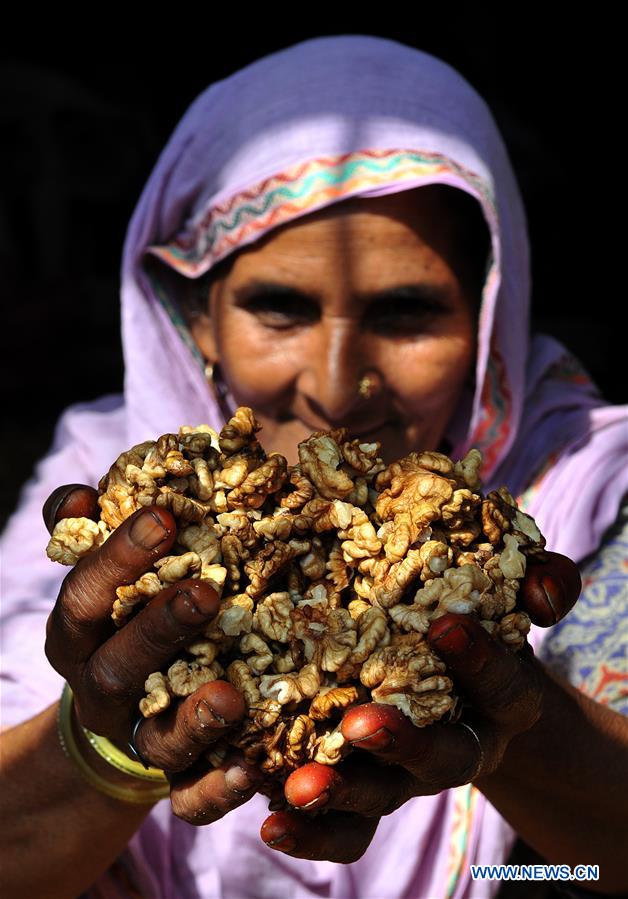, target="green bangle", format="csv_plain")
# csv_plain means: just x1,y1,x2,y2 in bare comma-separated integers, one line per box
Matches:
57,684,170,805
81,726,168,784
